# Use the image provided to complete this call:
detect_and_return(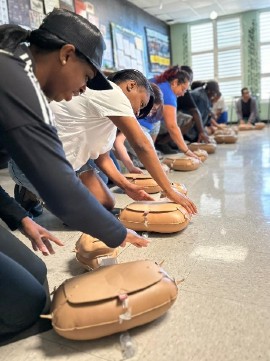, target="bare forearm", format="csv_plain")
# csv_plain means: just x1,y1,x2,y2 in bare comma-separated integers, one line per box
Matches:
95,154,130,189
127,136,174,193
113,140,136,172
191,110,205,133
167,125,188,152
